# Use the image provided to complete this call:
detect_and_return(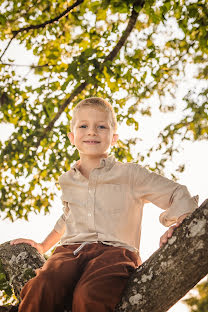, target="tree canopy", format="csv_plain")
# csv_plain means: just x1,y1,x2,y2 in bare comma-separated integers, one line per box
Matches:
0,0,207,221
183,278,208,312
